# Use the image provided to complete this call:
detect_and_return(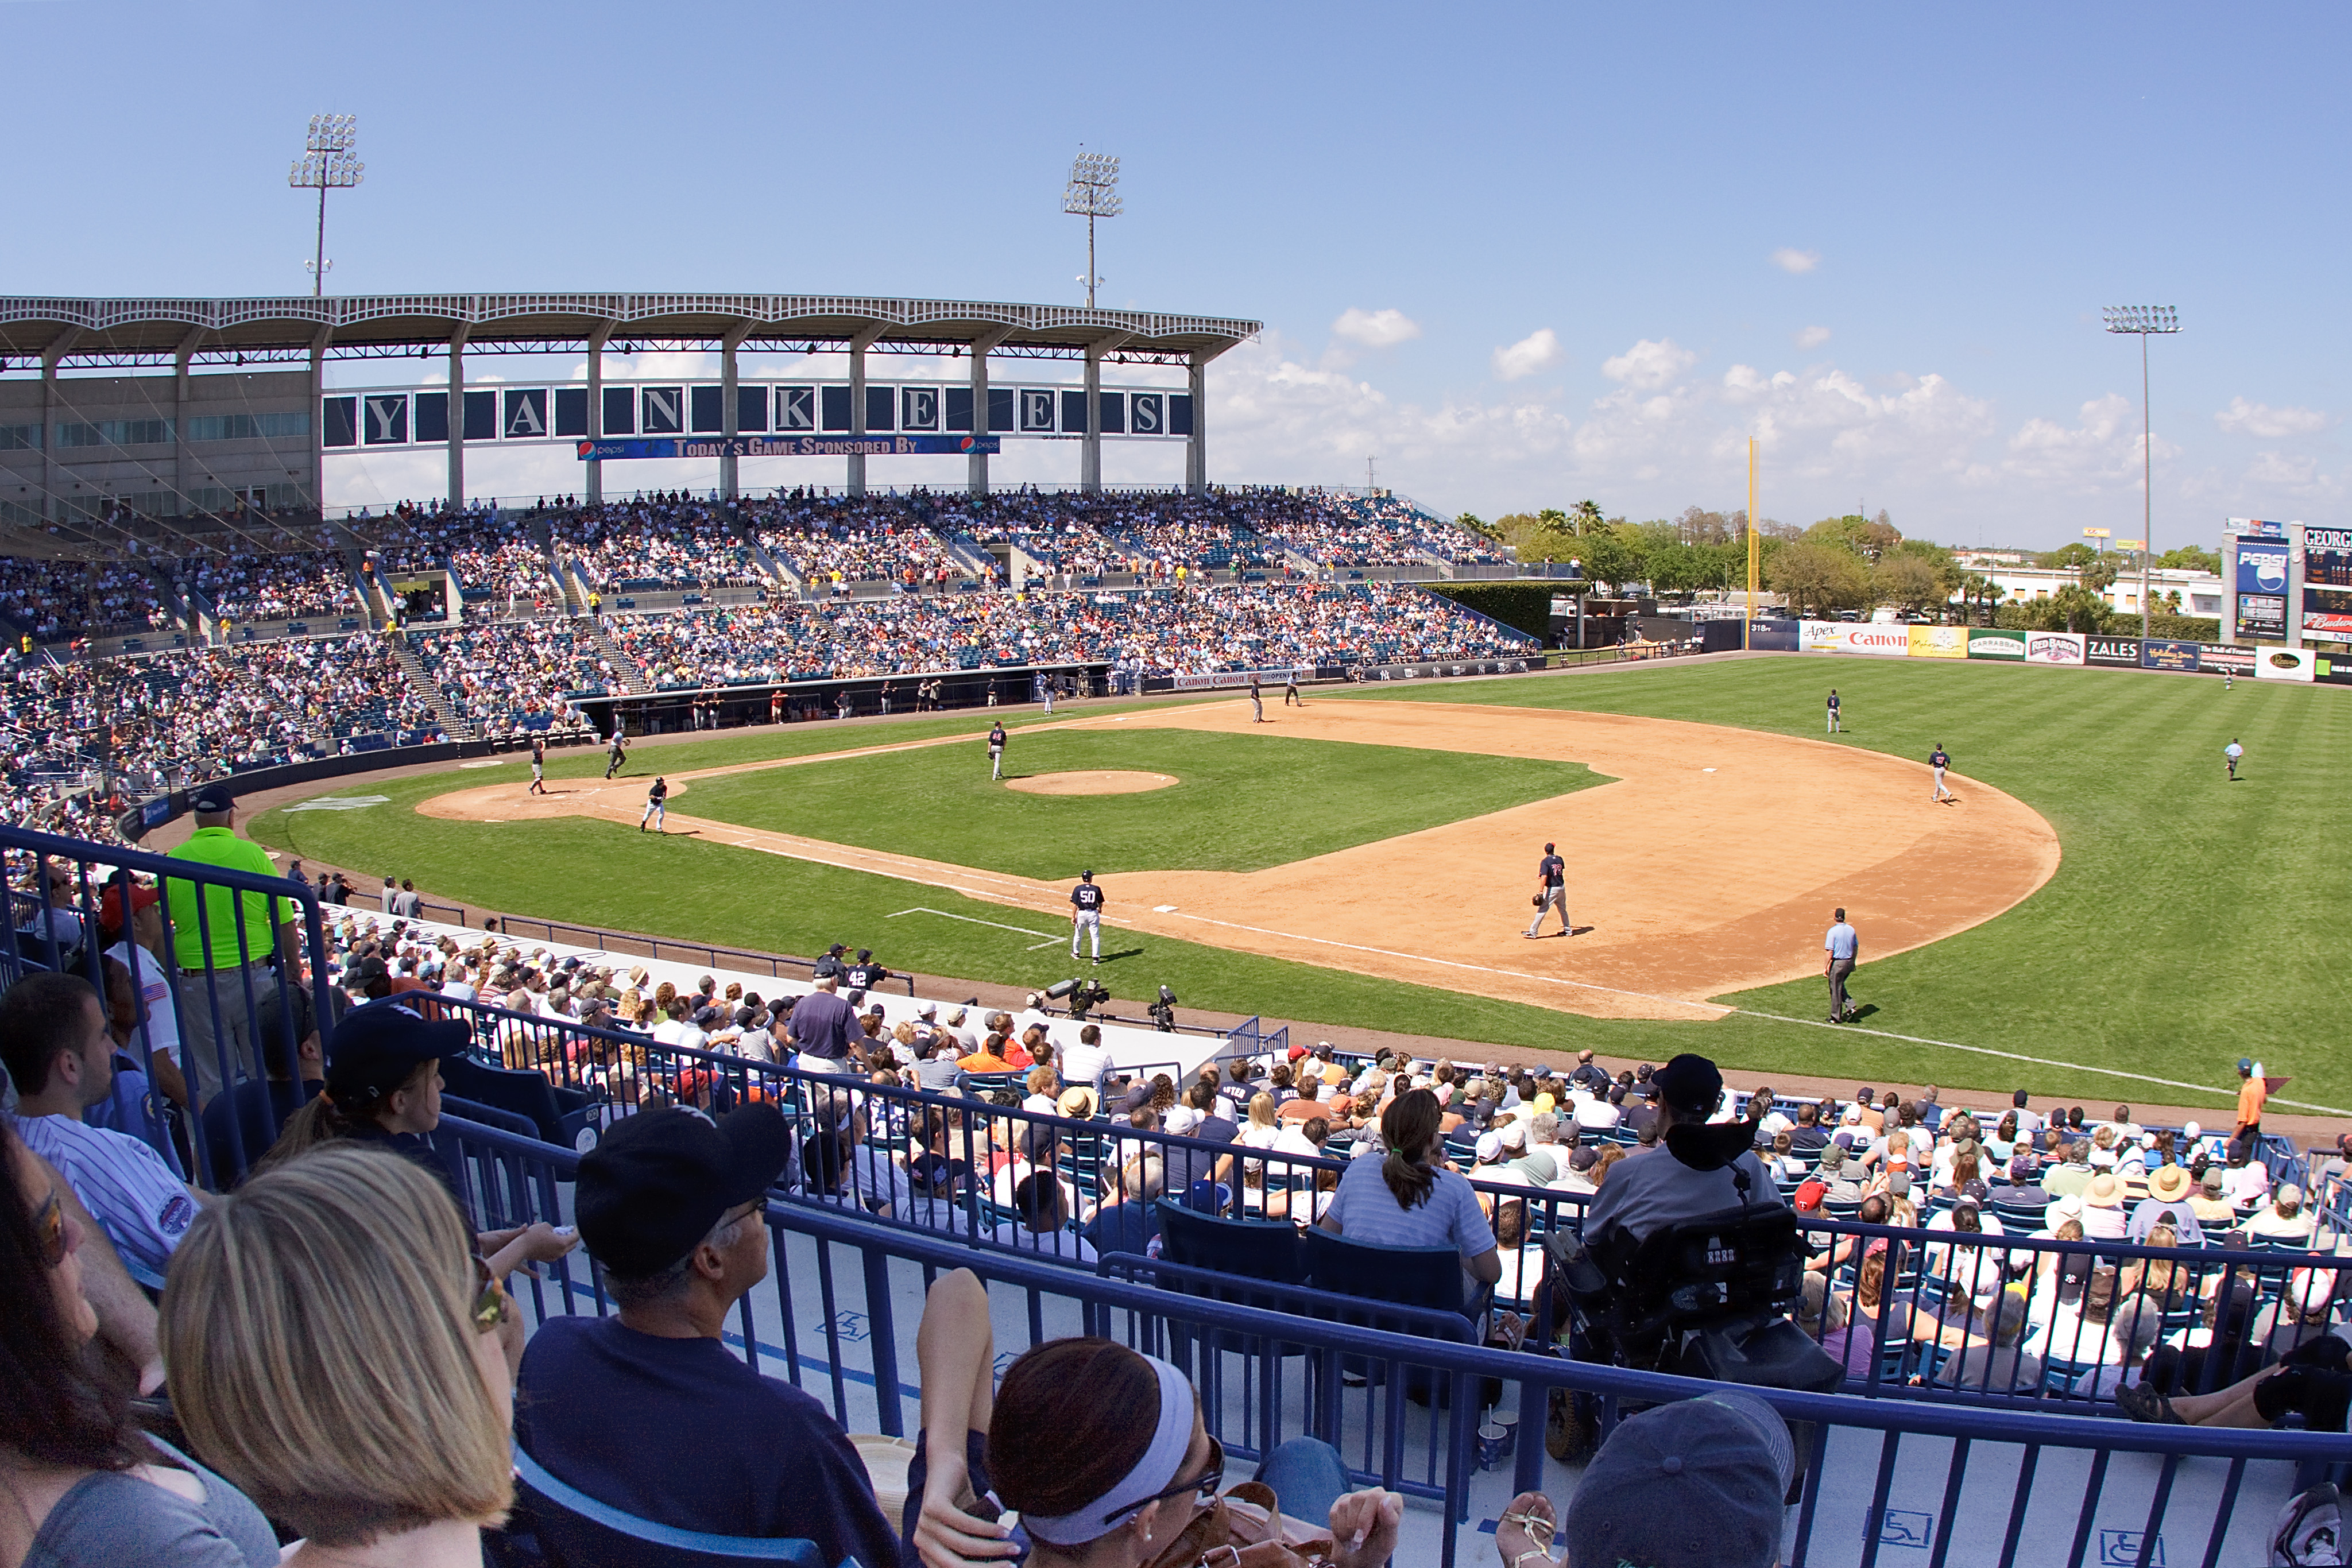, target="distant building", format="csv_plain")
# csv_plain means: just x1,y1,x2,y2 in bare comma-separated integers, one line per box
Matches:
1951,555,2223,619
